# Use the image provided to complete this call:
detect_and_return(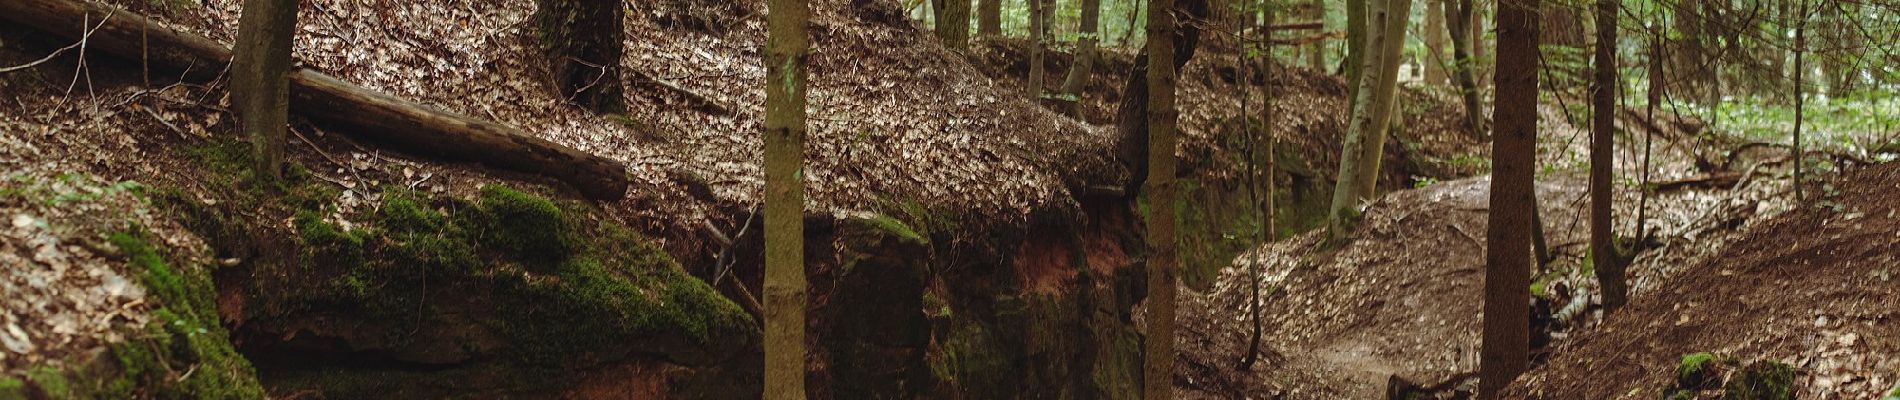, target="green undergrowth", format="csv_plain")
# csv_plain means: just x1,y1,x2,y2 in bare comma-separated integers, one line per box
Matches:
0,170,264,398
1663,352,1794,400
168,139,756,367
102,232,267,399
